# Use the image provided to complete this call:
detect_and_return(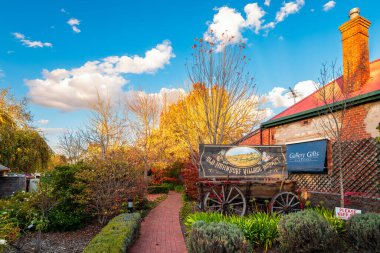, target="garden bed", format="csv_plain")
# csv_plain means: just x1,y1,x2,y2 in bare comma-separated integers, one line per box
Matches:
6,223,102,253
182,208,380,253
